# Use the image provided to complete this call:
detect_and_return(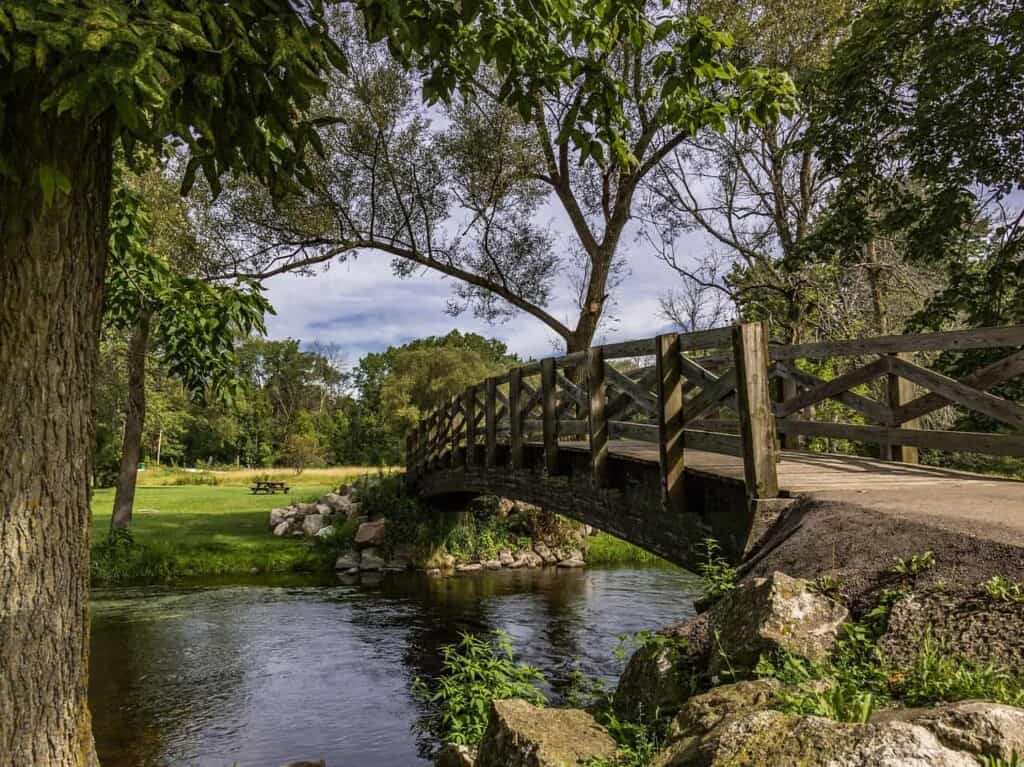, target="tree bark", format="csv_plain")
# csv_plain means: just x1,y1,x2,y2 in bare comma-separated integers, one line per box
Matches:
0,79,112,767
111,315,151,531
